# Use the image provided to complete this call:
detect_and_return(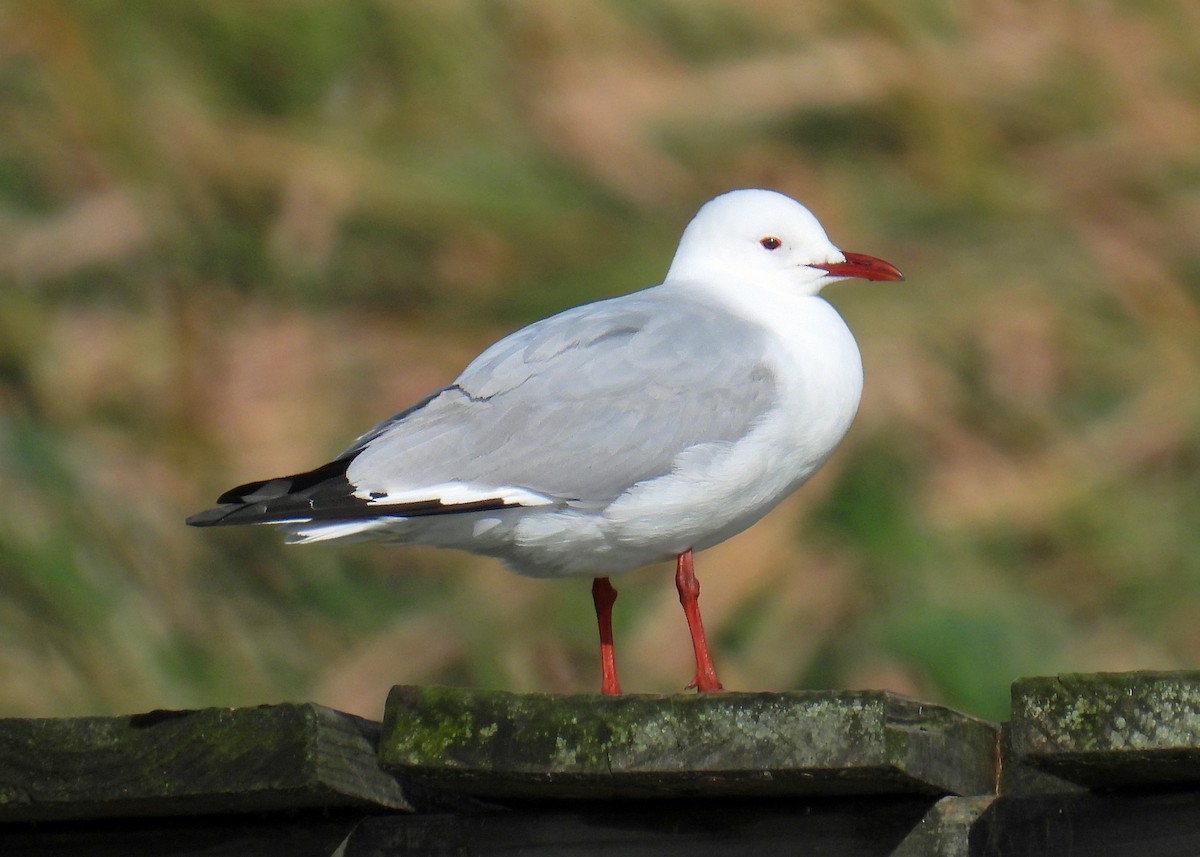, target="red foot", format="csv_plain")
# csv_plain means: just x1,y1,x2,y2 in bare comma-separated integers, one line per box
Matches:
675,550,725,693
592,577,621,695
